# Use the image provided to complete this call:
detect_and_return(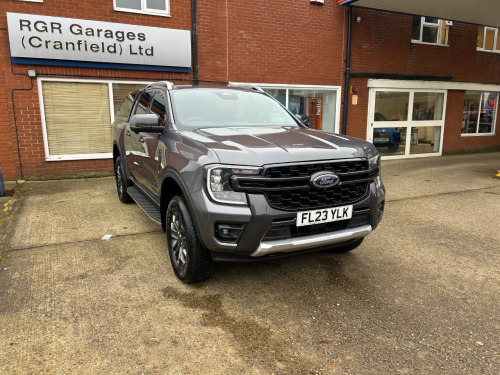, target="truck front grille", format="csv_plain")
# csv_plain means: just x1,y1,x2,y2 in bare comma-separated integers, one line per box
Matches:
265,182,368,210
231,160,378,212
